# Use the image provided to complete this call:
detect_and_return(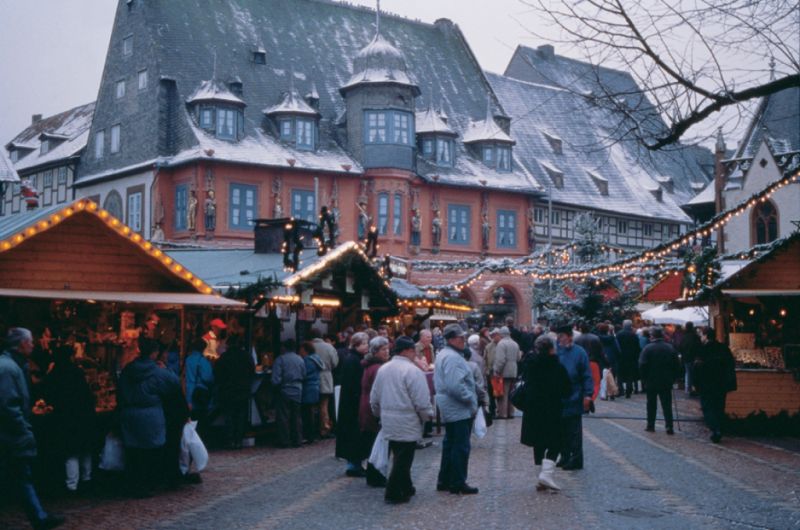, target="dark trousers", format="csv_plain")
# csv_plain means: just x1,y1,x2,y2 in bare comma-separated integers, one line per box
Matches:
646,387,674,429
701,392,727,435
222,399,249,448
275,395,302,447
560,415,583,466
533,446,559,466
487,379,497,418
386,441,416,501
7,457,47,524
301,402,320,442
437,418,472,489
126,447,162,496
